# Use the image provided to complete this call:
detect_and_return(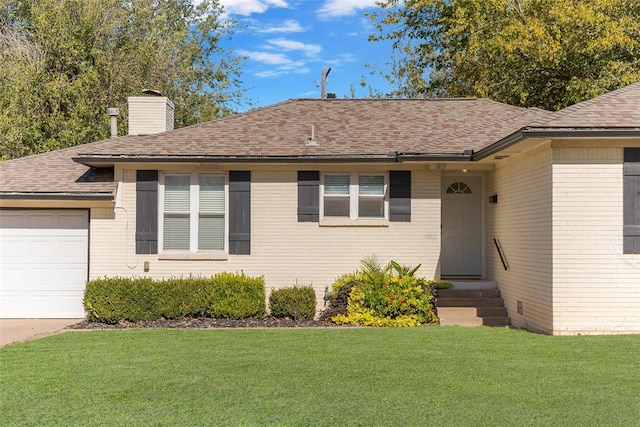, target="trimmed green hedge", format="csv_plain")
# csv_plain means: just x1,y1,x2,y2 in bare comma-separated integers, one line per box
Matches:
84,273,266,324
269,286,317,320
